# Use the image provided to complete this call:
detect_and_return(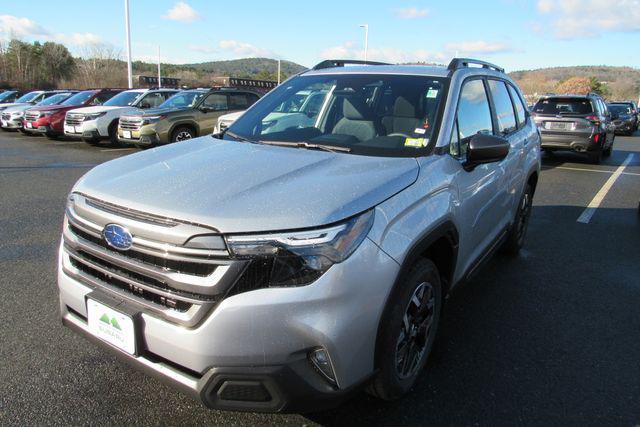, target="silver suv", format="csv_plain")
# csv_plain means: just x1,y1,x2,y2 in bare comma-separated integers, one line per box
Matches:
57,58,541,412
